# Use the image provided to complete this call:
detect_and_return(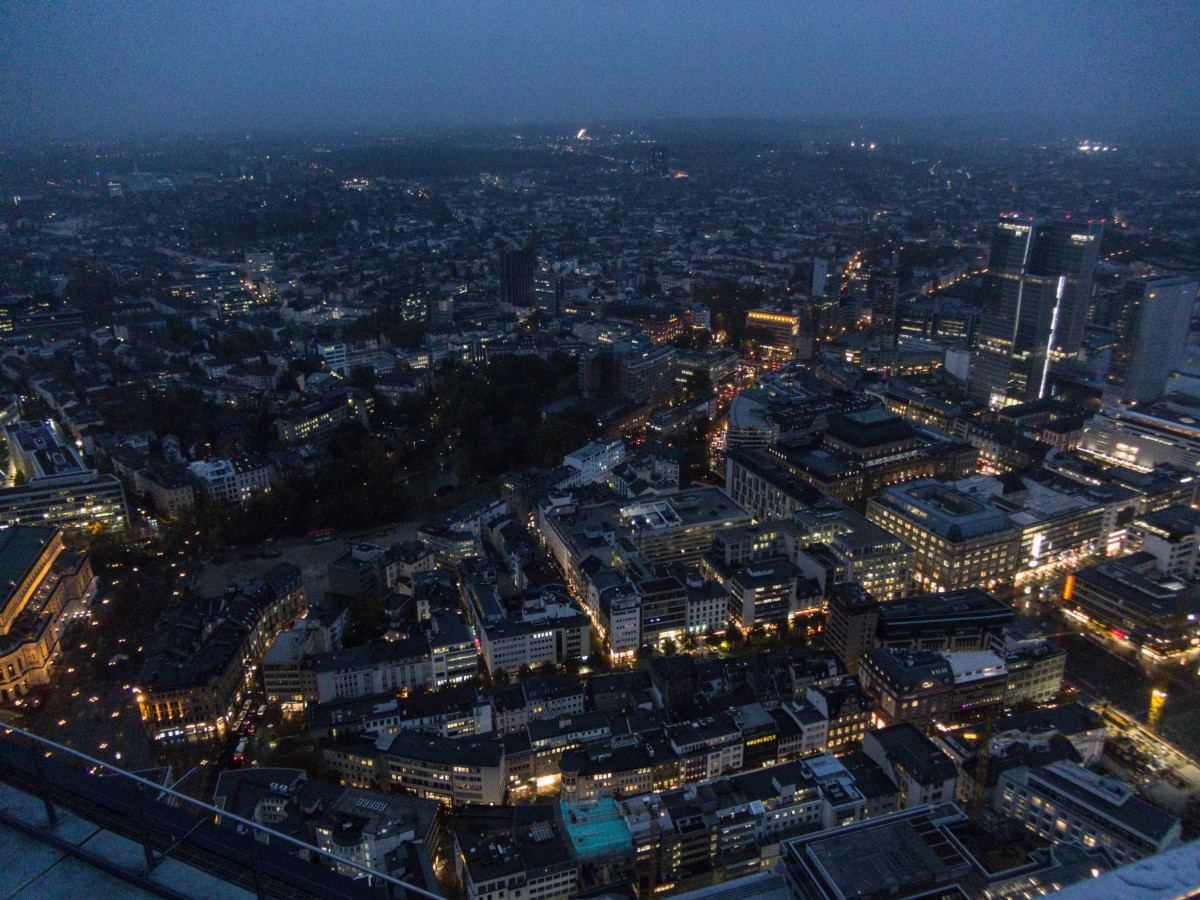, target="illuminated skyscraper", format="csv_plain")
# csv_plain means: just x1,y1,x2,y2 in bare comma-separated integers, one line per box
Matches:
1105,276,1197,404
533,265,563,316
969,217,1101,407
